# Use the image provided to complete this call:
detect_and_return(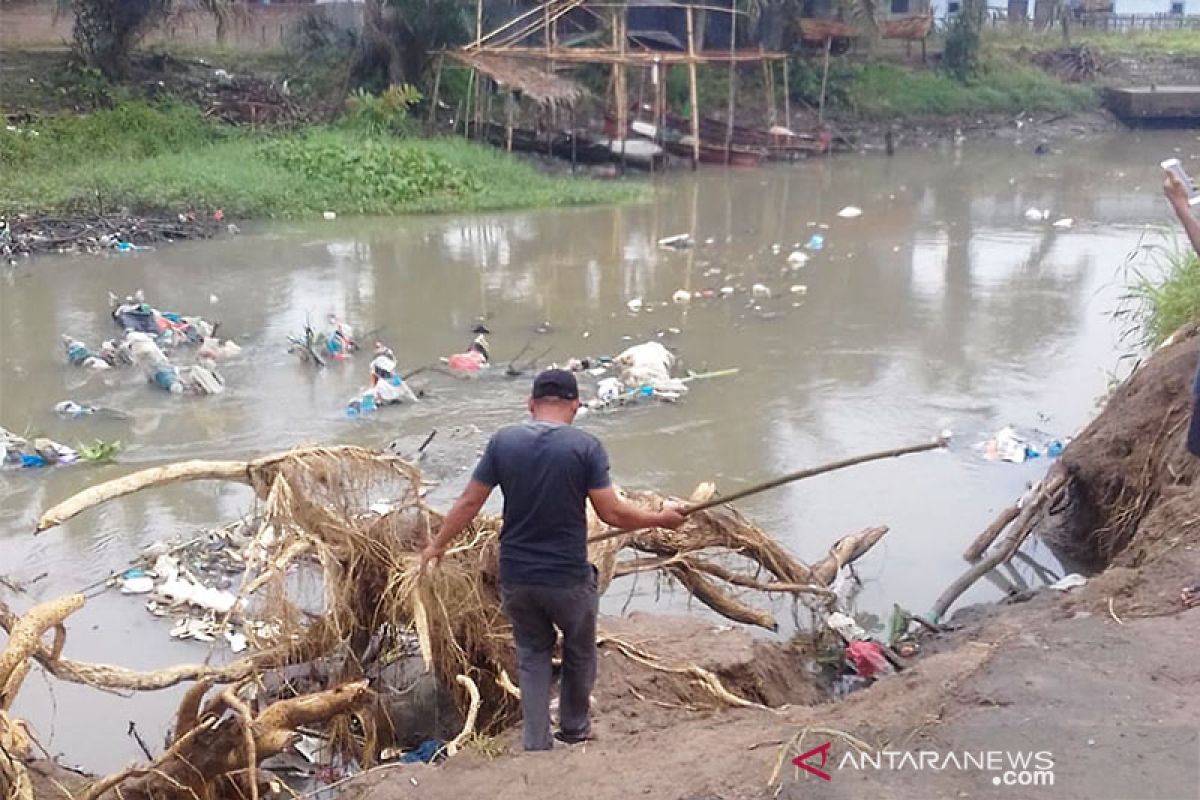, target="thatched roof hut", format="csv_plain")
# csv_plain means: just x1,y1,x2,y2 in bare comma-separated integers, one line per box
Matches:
448,52,587,107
